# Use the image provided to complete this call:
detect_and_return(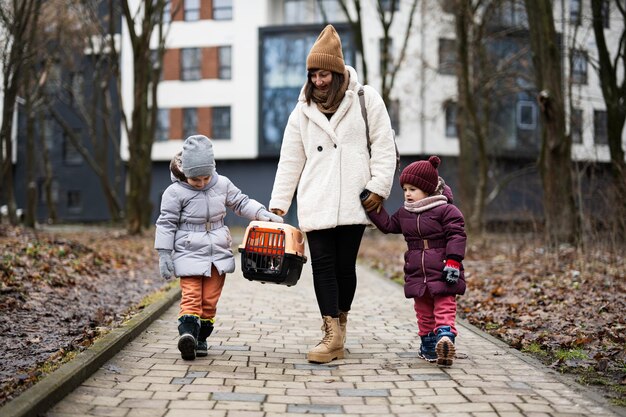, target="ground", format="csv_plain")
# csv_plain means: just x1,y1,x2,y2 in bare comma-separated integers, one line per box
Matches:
0,225,624,409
